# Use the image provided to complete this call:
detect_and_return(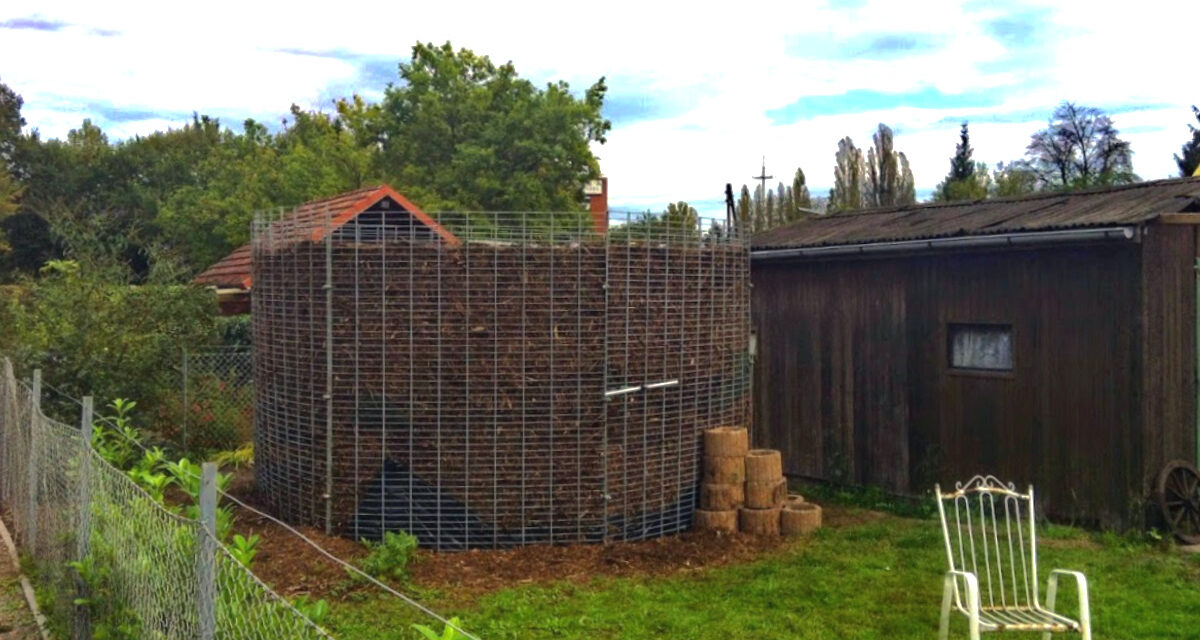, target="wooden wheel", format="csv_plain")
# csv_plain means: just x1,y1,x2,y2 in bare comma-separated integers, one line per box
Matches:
1156,460,1200,544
